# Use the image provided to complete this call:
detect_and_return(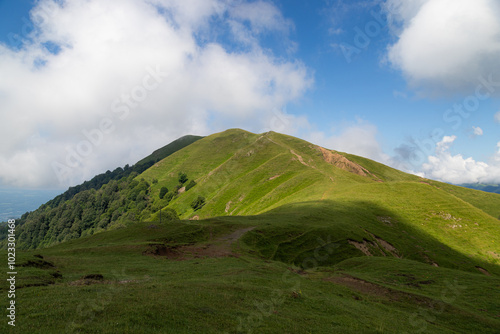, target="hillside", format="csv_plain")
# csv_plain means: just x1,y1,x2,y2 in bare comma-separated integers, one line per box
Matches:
0,134,202,248
137,129,500,273
1,129,500,333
